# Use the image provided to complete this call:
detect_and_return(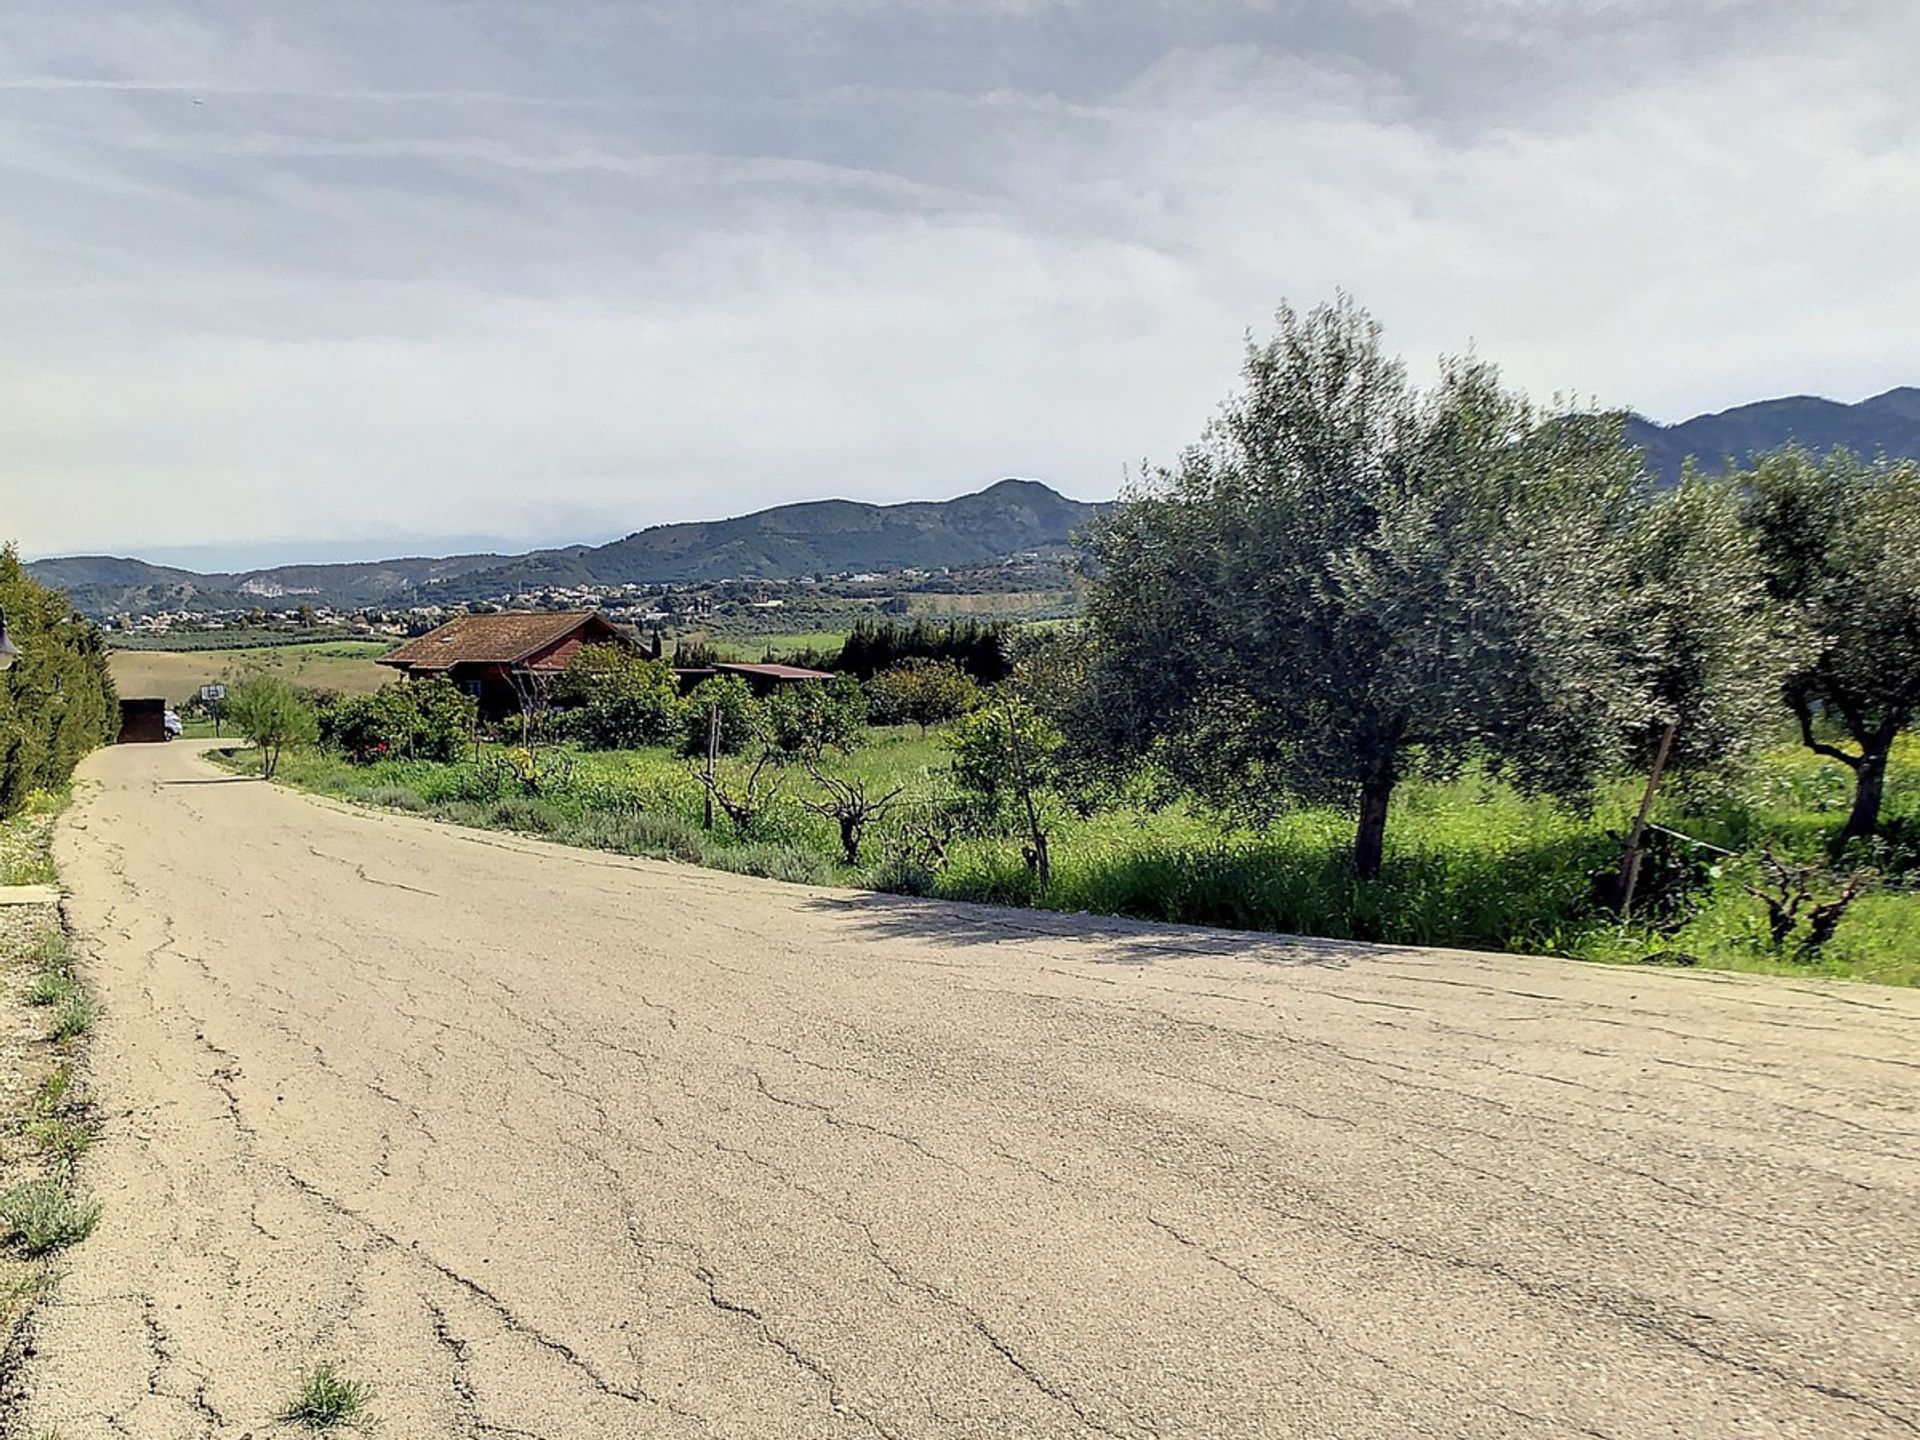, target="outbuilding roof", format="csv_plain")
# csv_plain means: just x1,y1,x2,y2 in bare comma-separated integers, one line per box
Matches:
378,611,621,671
